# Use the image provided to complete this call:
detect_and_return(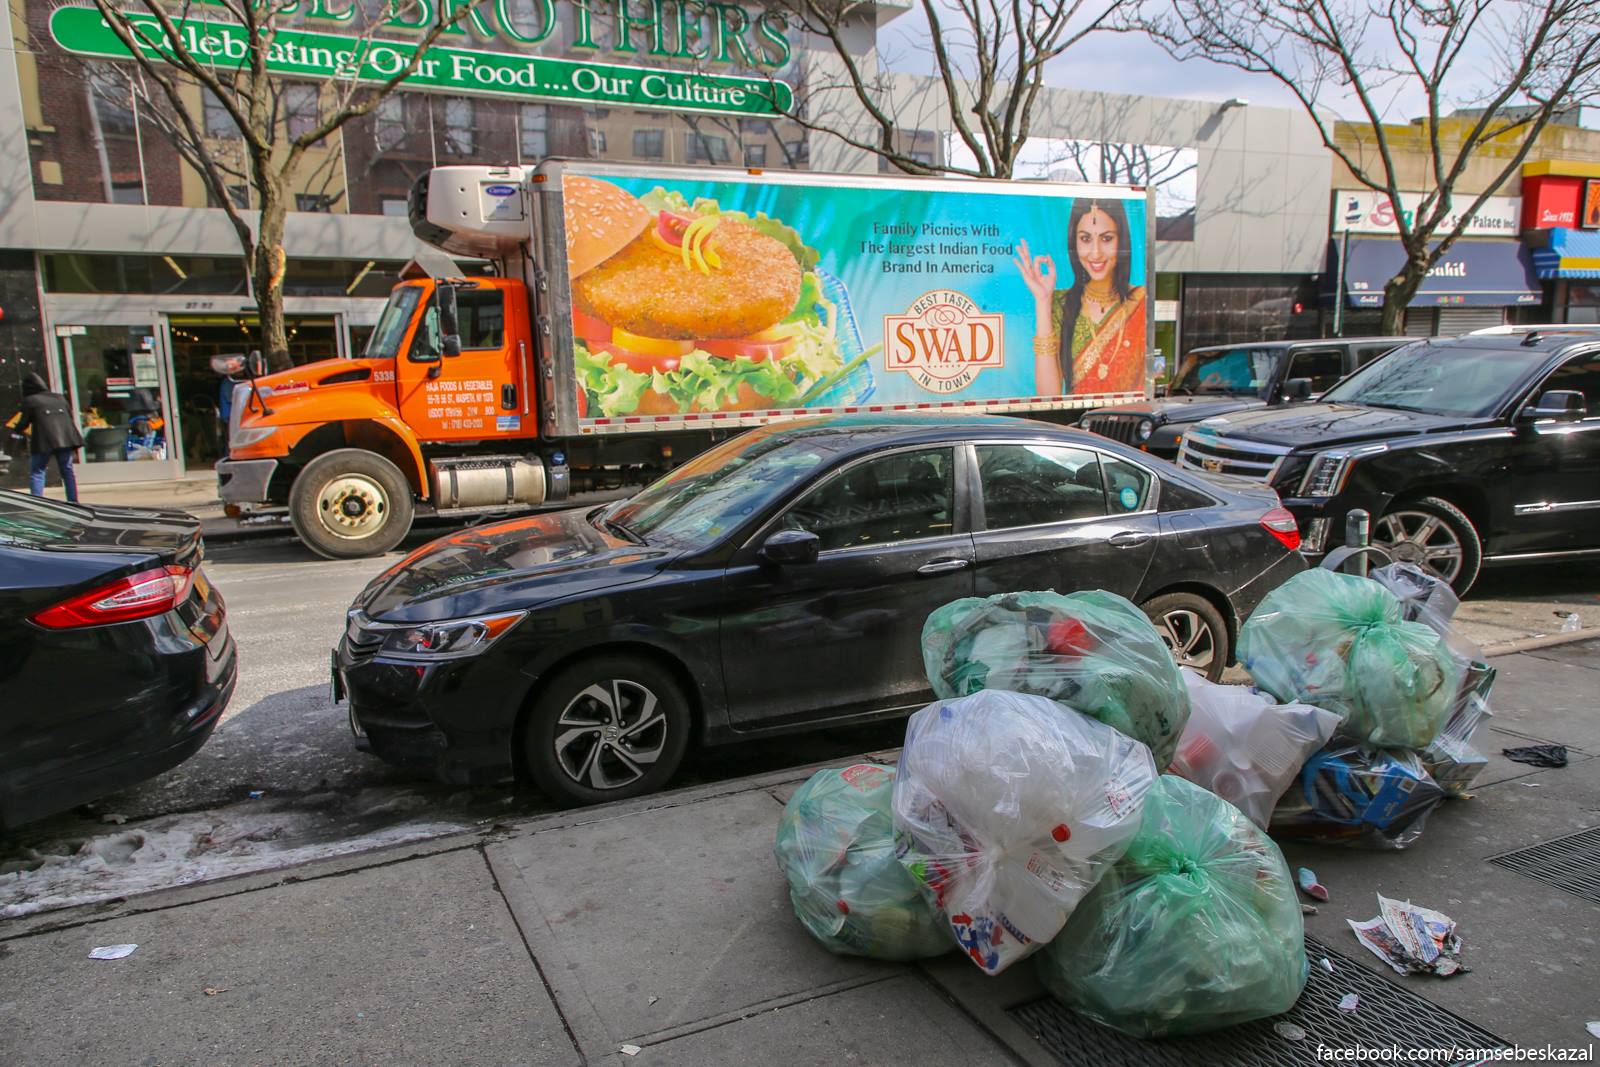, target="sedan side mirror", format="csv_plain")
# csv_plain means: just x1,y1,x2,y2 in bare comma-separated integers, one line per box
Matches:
1526,389,1586,422
758,529,820,566
1283,377,1312,401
